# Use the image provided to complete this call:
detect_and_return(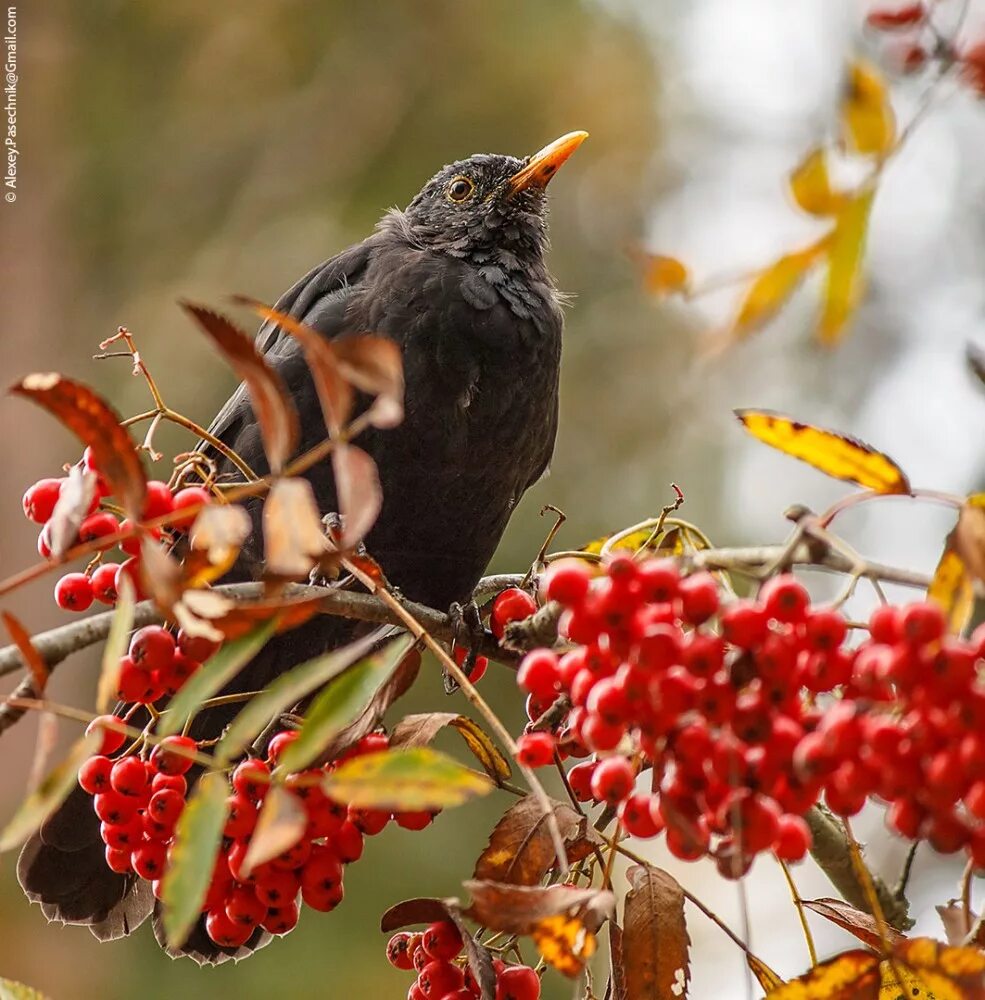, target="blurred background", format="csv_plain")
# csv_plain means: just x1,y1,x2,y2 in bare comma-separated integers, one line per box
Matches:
2,1,985,996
